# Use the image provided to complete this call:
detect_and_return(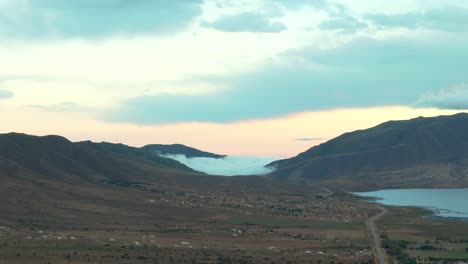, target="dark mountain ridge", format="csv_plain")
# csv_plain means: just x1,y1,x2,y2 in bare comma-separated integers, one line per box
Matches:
142,143,227,159
0,133,312,231
0,133,197,184
0,132,309,196
269,113,468,190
